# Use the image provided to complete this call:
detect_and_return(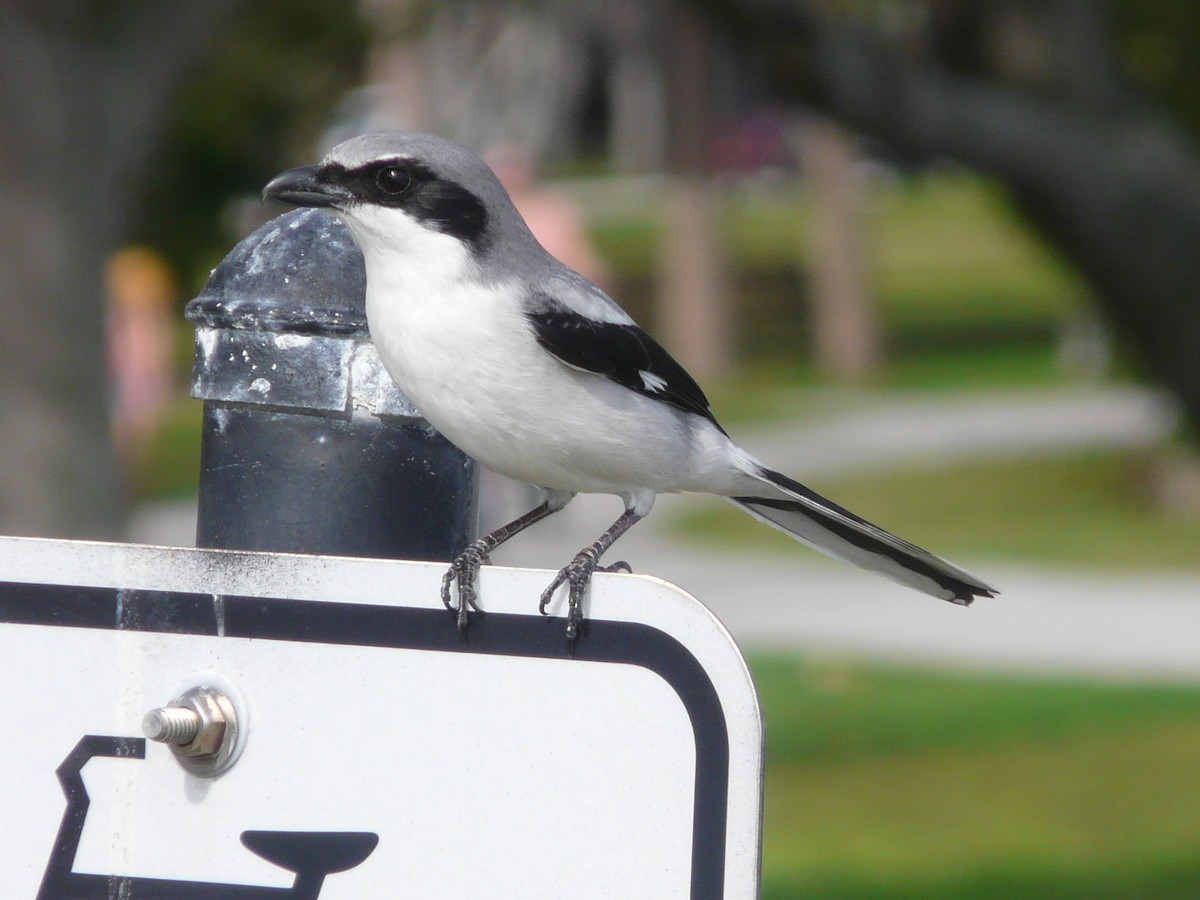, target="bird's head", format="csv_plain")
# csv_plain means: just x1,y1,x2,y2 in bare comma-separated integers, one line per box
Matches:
263,132,530,274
